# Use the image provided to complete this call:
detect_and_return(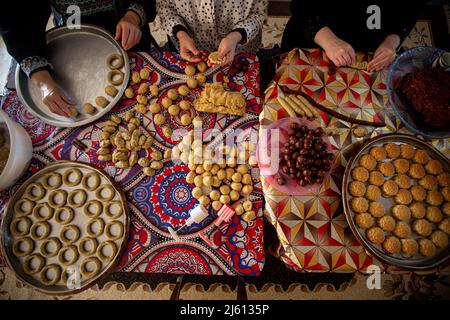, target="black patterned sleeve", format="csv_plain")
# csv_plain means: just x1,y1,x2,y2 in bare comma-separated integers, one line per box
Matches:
125,0,157,27
0,1,52,78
